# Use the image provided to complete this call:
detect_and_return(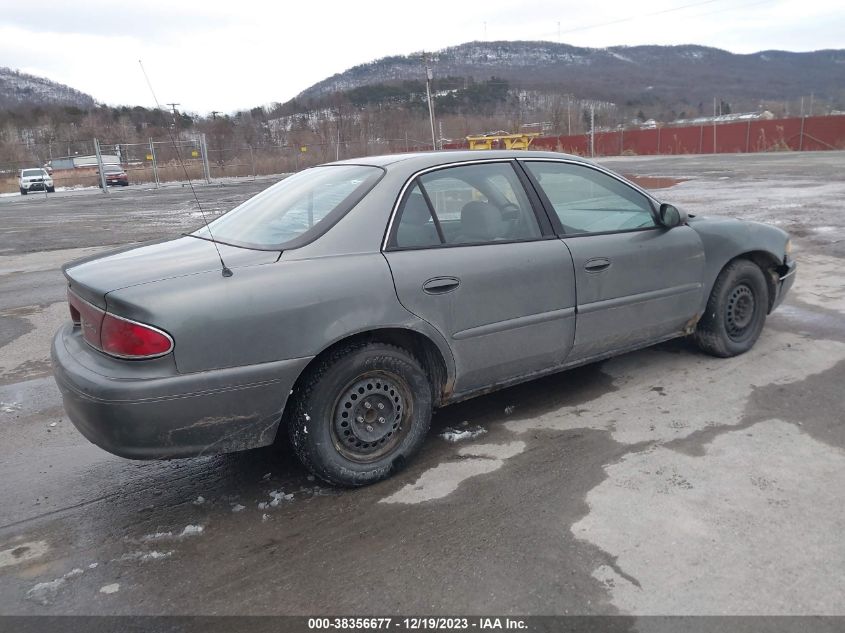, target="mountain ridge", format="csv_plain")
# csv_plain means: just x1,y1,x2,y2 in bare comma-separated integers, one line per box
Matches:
0,67,95,110
297,41,845,107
